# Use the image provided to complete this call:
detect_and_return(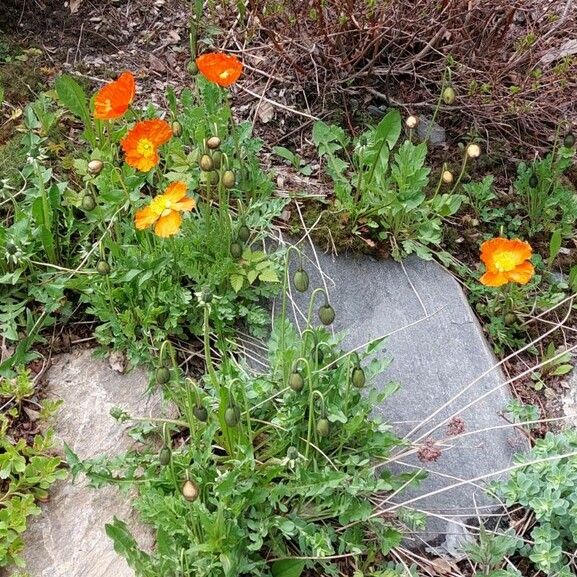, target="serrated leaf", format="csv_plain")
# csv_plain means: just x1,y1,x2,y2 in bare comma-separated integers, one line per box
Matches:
230,274,245,293
247,269,259,284
271,559,305,577
63,442,83,479
40,224,56,264
258,269,279,283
